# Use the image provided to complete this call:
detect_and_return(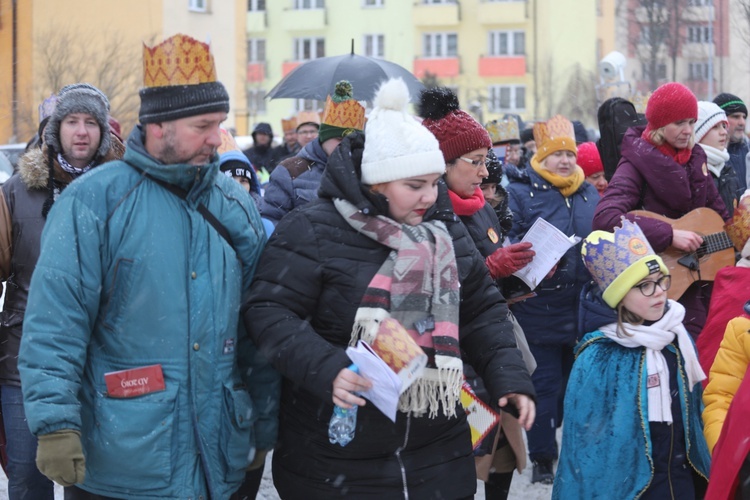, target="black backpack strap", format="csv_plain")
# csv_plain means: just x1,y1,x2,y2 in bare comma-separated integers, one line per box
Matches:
125,162,234,249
